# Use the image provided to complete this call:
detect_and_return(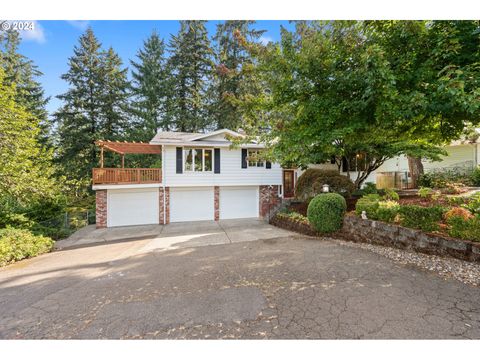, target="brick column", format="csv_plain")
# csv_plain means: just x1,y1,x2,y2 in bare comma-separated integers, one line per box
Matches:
165,187,170,224
259,185,281,219
214,186,220,221
159,188,165,225
95,189,107,228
